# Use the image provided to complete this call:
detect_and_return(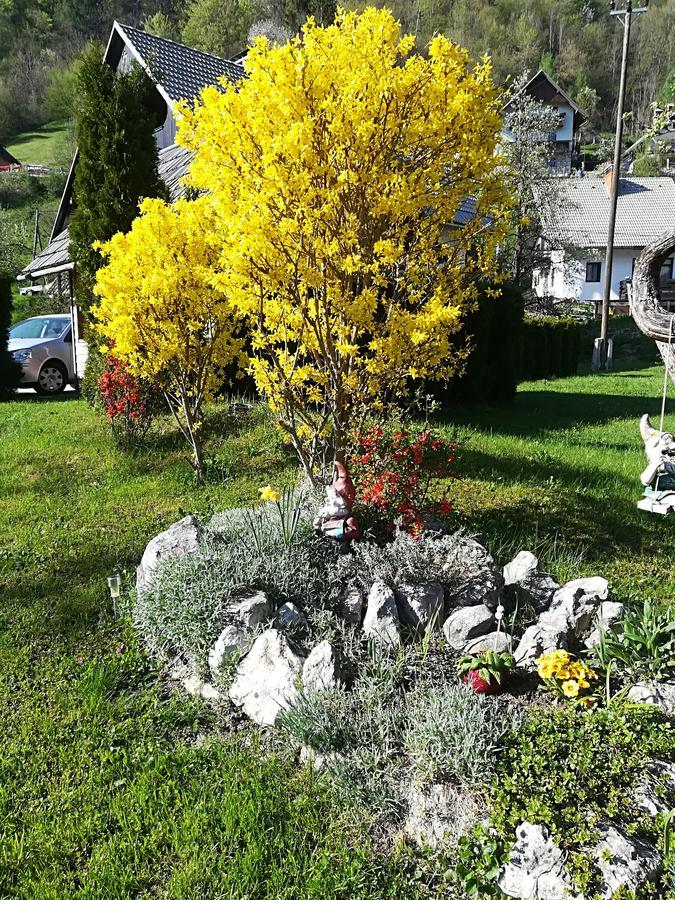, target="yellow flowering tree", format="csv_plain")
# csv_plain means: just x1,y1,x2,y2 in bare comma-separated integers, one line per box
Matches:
177,7,511,477
93,196,243,478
